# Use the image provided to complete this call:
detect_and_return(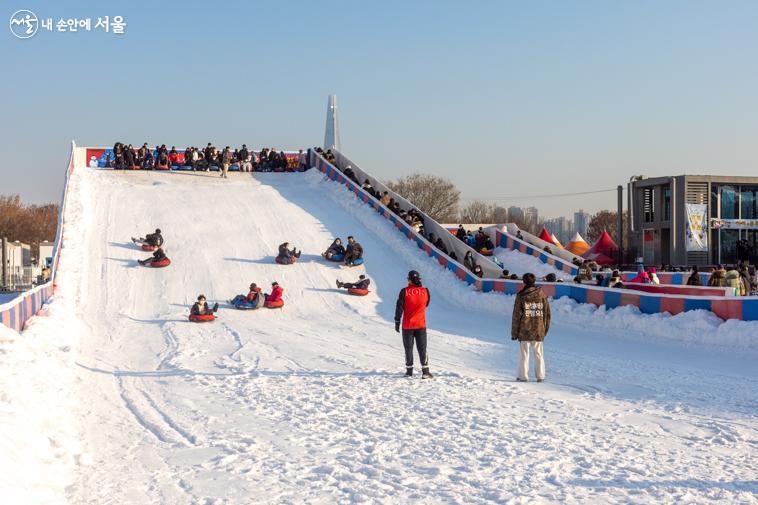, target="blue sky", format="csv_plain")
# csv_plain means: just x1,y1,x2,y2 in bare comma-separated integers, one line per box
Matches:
2,0,757,217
